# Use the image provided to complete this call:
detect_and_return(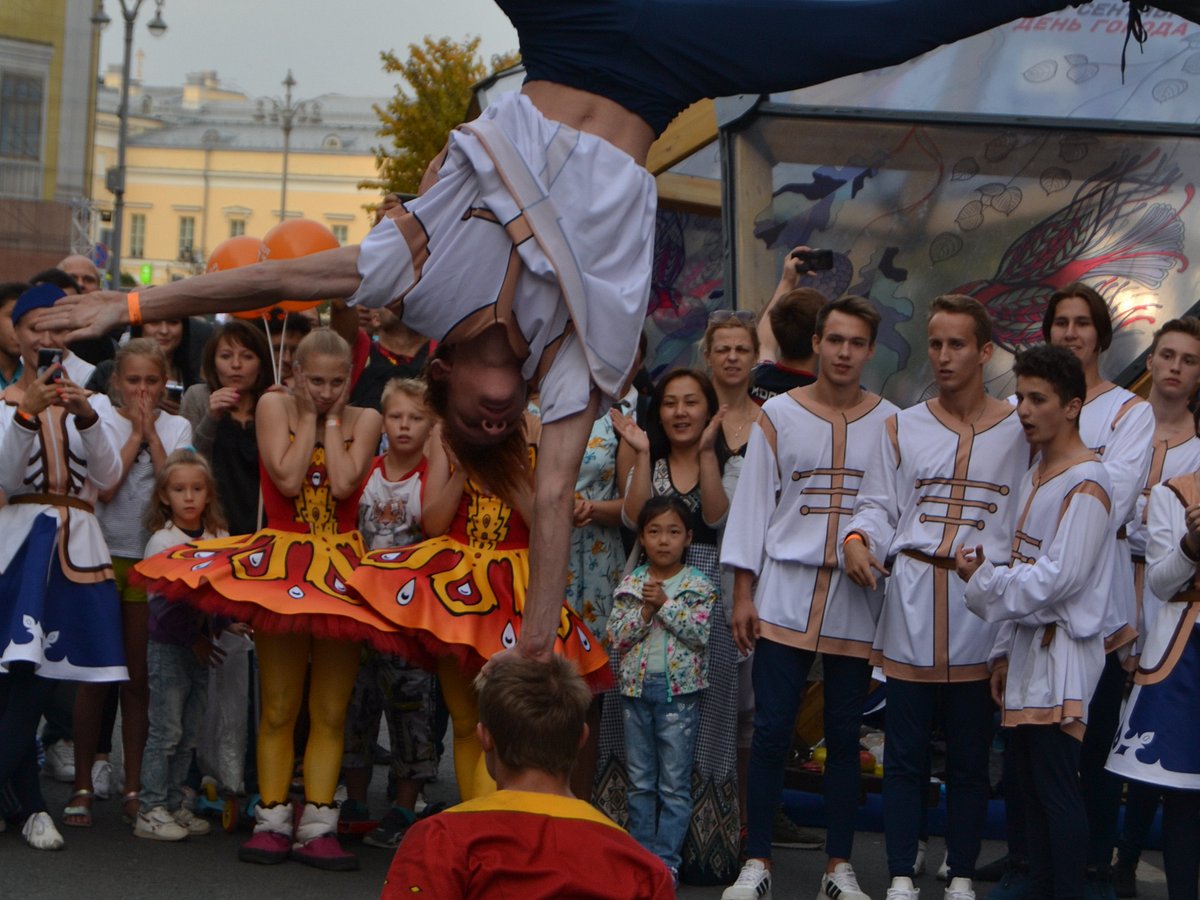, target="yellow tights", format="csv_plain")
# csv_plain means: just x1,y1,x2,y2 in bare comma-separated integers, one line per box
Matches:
254,632,361,806
436,656,495,801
